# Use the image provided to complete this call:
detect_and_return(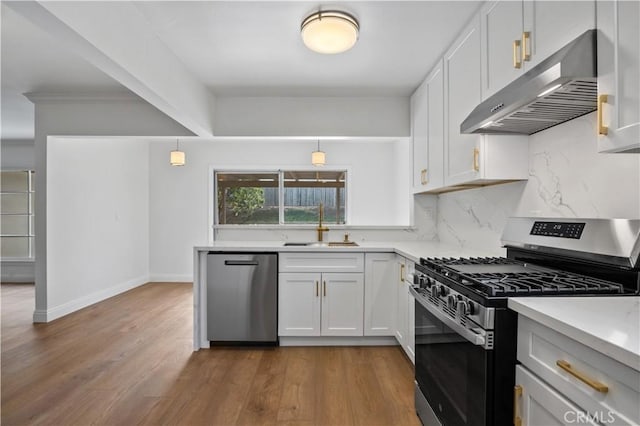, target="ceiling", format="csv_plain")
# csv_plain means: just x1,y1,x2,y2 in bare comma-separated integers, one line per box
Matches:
1,1,480,140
